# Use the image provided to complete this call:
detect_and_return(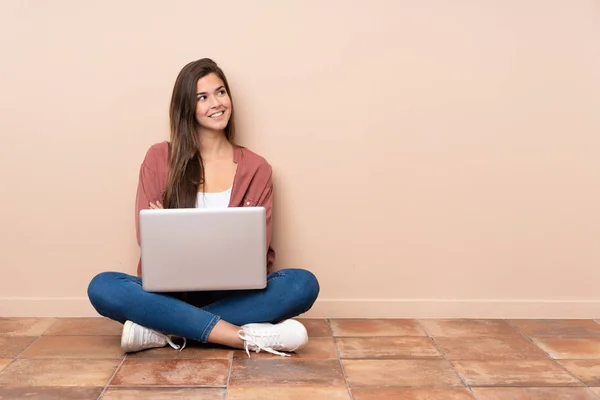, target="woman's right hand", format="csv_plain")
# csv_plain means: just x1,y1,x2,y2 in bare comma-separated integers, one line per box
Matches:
149,201,163,209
